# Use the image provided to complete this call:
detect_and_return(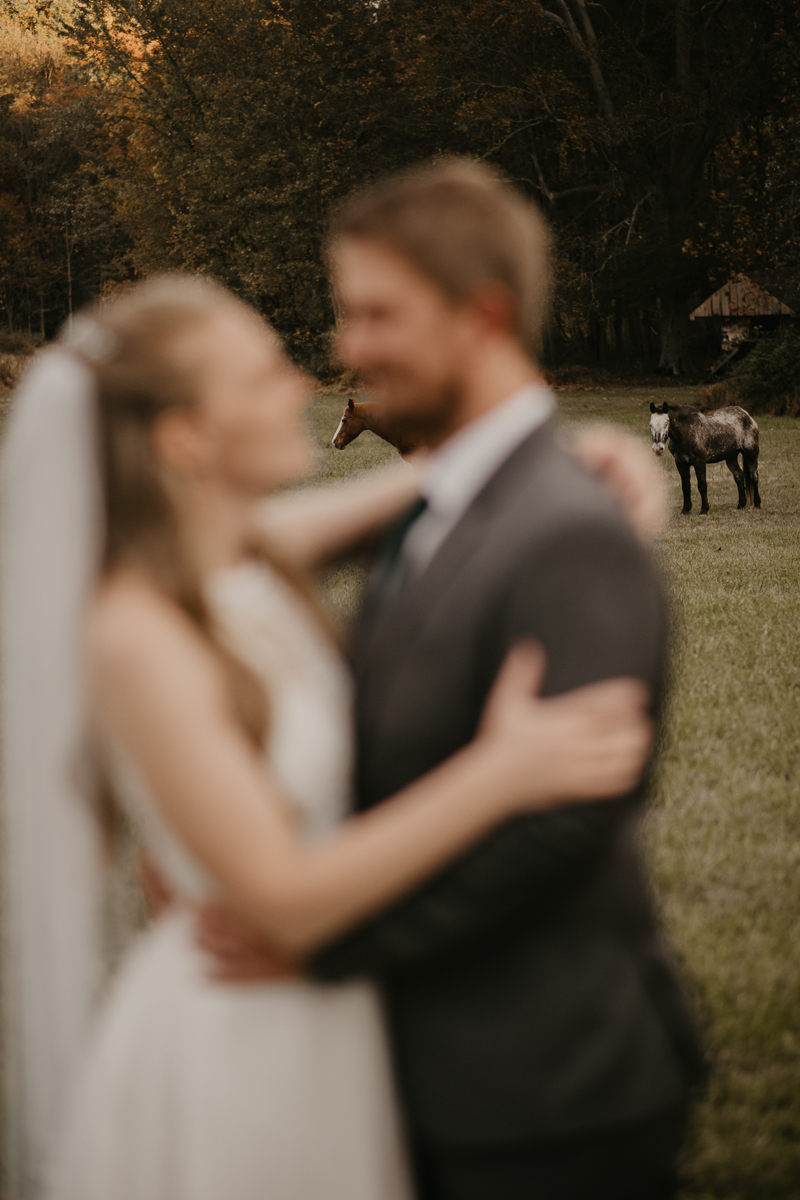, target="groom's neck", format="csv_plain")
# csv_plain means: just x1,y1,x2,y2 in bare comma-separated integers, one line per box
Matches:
427,339,546,449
